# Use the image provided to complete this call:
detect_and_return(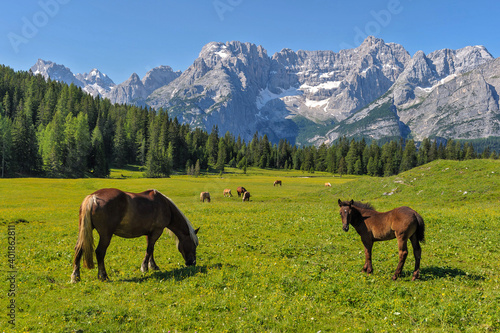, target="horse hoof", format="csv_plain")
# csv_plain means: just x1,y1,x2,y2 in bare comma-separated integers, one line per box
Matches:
392,275,398,281
70,276,80,283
